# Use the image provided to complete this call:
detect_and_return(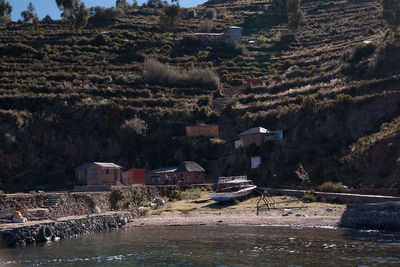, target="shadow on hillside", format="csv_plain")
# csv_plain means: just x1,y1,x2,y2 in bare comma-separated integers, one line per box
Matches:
238,14,283,36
